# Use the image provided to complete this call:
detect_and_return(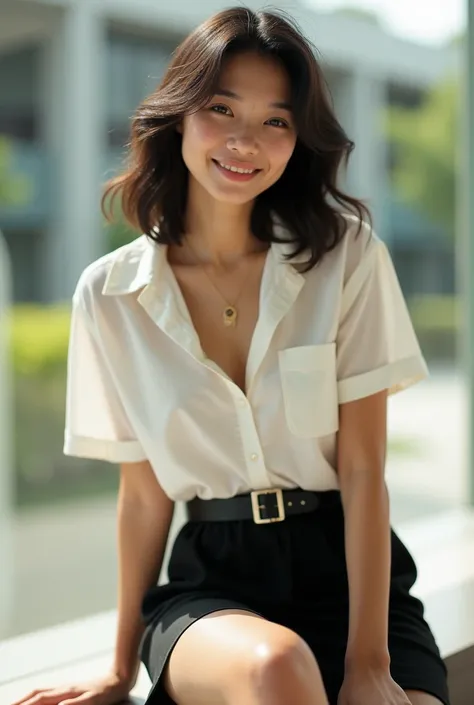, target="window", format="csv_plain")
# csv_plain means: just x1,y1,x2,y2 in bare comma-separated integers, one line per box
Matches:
0,46,40,142
106,31,176,148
